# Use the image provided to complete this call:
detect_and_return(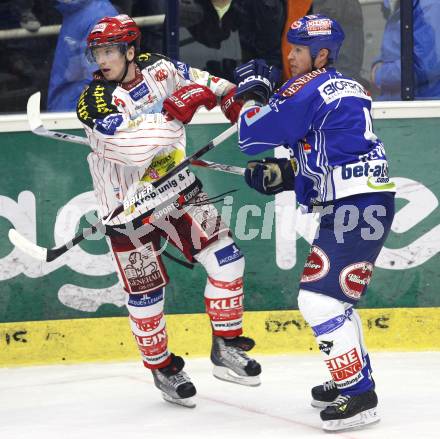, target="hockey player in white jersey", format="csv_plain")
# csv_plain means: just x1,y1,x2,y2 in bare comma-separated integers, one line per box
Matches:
233,15,396,431
76,14,261,408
